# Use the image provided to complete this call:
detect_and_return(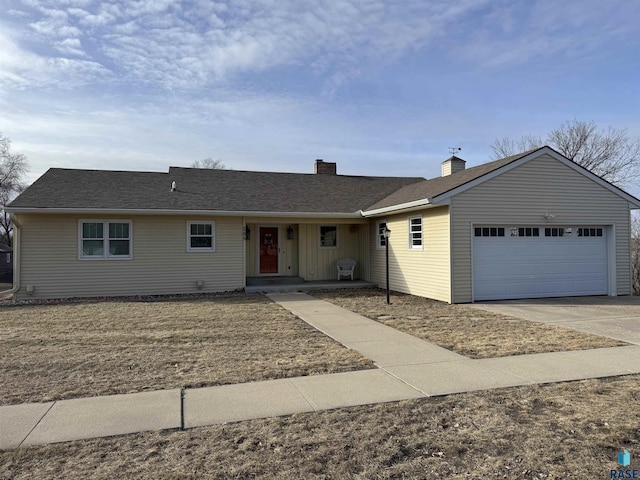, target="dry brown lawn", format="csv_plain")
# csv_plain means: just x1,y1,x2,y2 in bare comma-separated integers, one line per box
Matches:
313,289,625,358
0,294,373,406
2,375,639,479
